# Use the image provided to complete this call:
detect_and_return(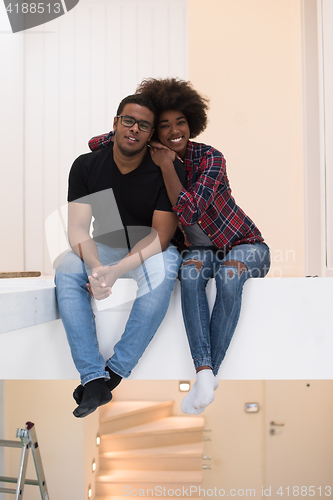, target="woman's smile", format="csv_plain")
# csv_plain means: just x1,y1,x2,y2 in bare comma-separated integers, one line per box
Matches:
157,110,190,159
